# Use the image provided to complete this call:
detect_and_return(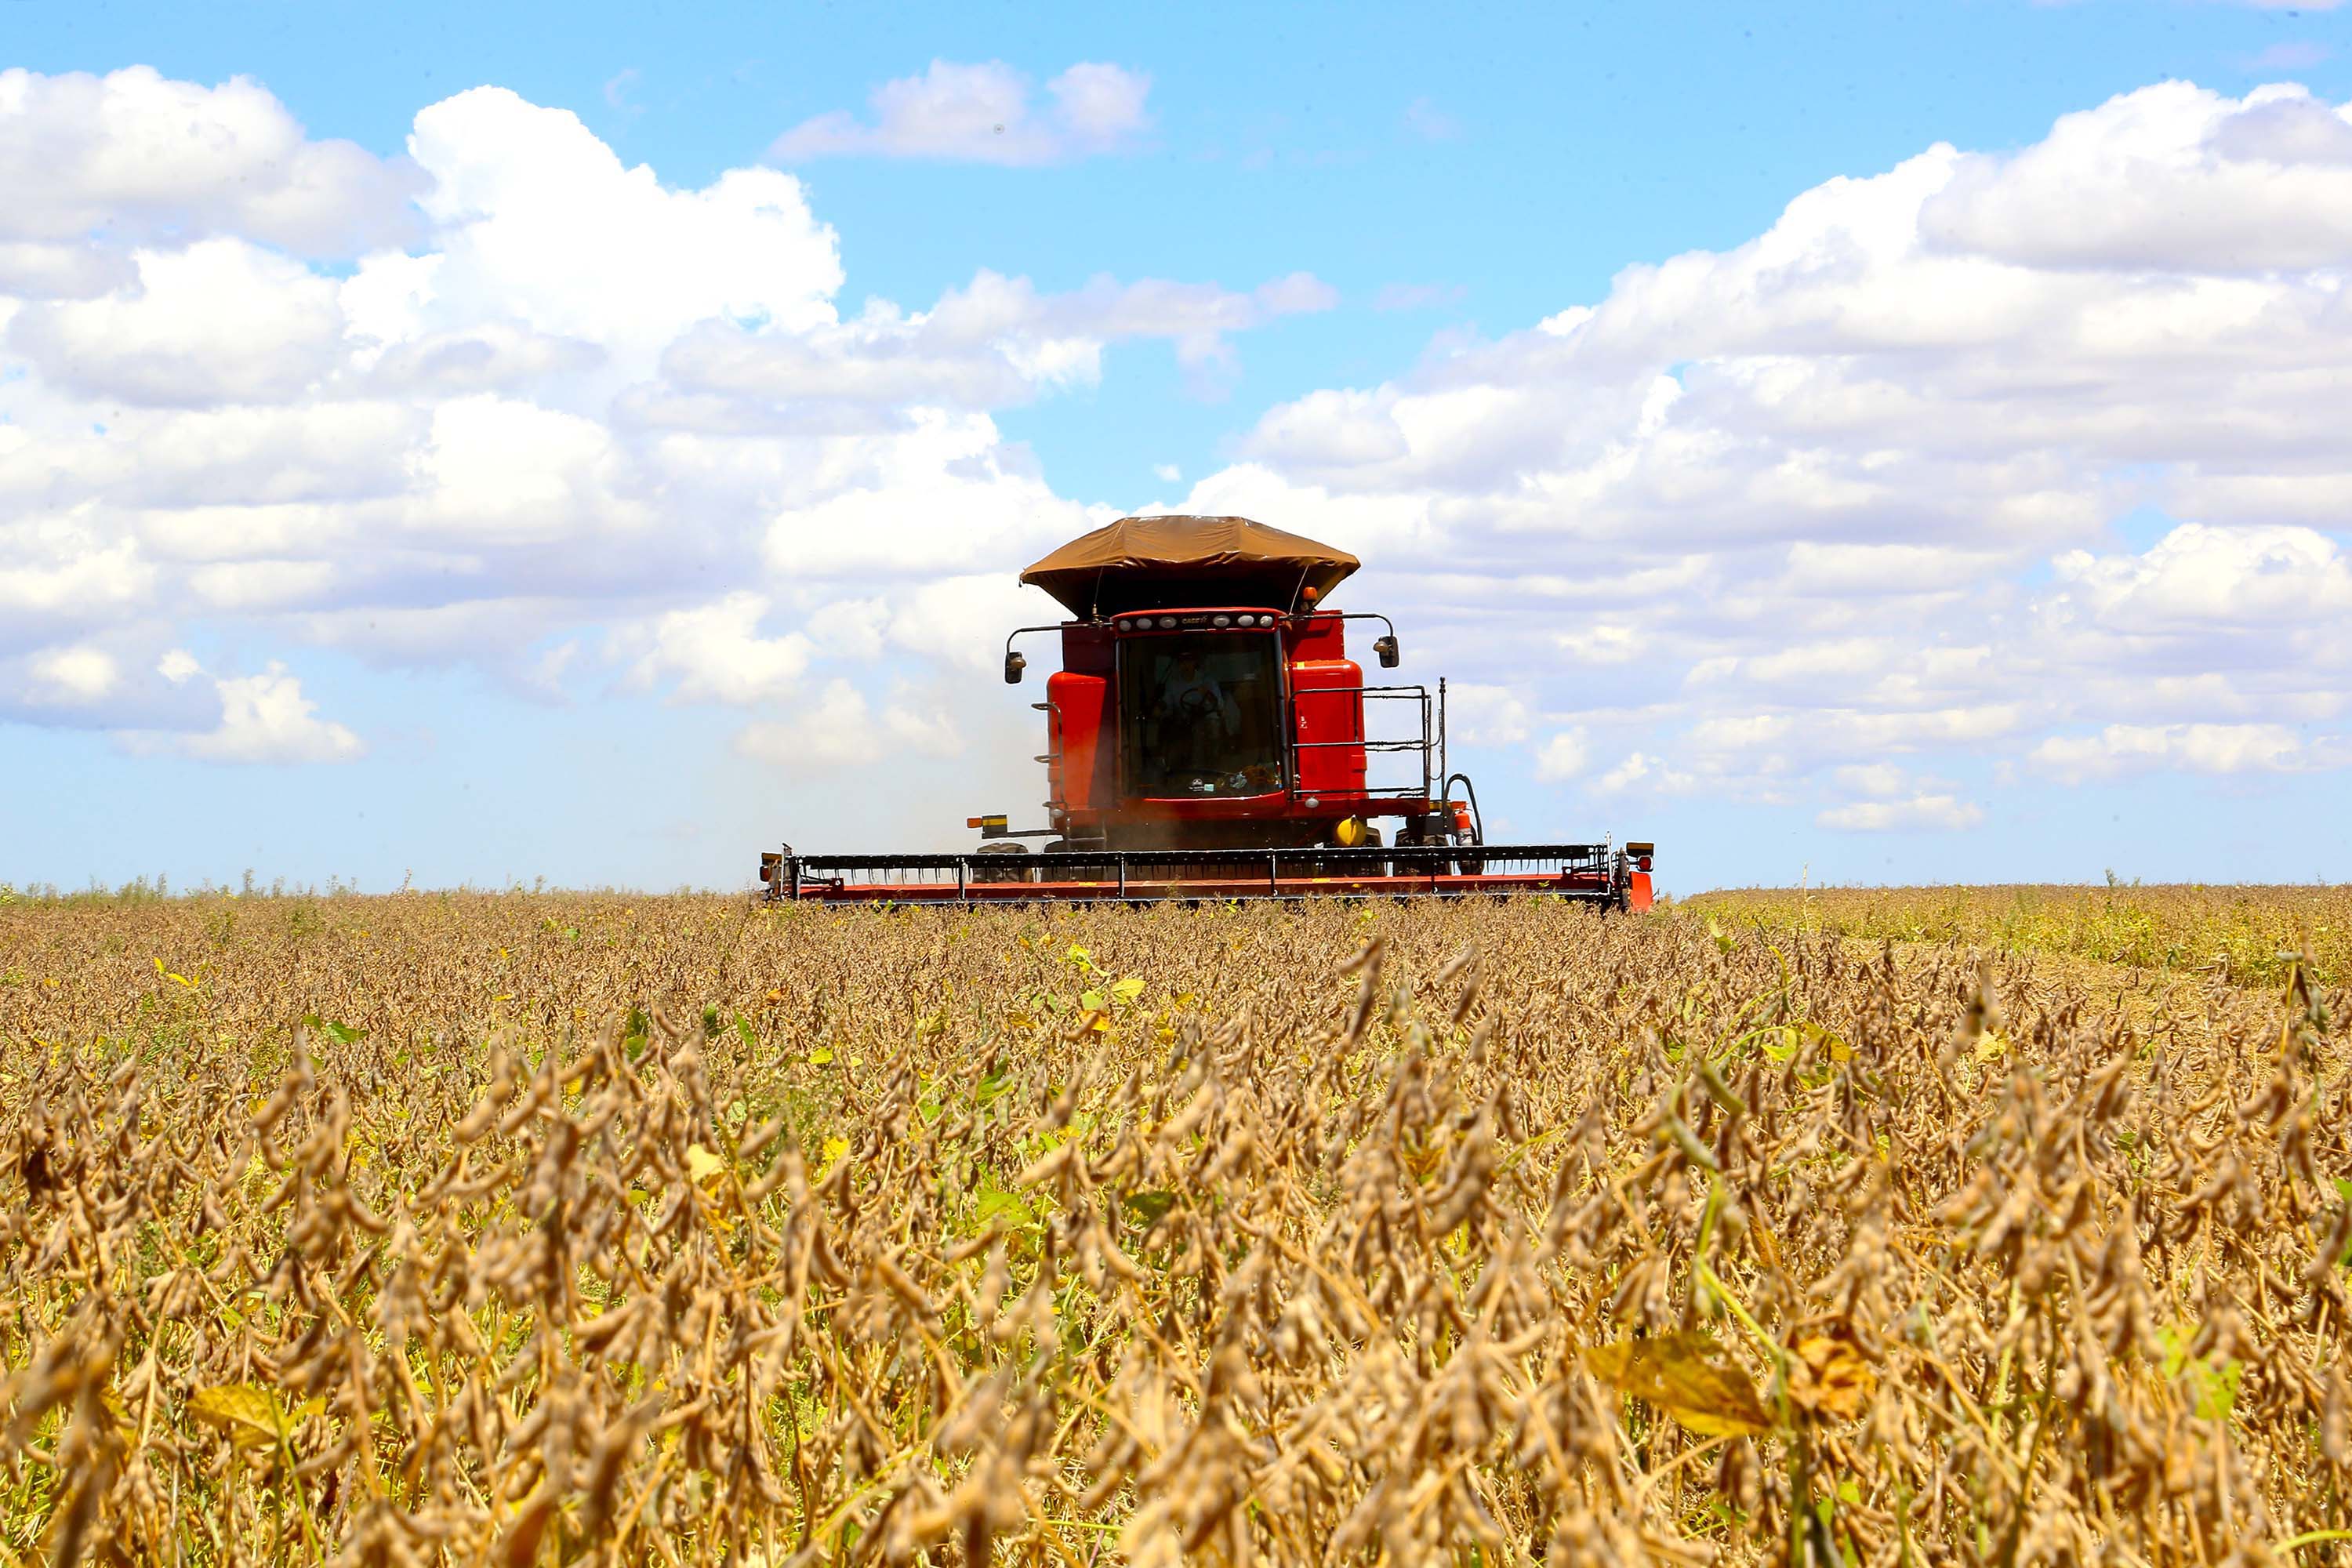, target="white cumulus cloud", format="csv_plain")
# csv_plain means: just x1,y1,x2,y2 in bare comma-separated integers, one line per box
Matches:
27,645,118,704
770,60,1151,165
0,65,419,255
2028,722,2334,782
1817,794,1984,833
1446,684,1532,747
123,652,362,764
189,666,364,763
736,679,964,771
2053,524,2352,630
0,69,1329,771
1534,729,1589,782
624,593,815,706
9,239,347,406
